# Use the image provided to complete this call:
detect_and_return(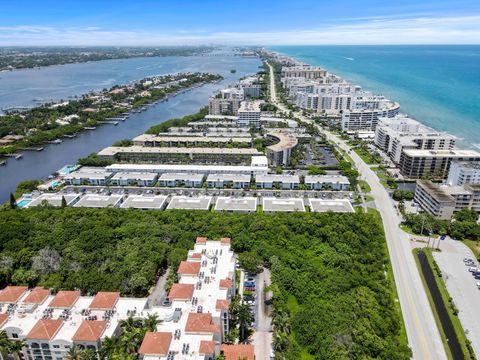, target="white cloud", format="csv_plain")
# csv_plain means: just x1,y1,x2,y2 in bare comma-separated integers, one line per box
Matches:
0,15,479,45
